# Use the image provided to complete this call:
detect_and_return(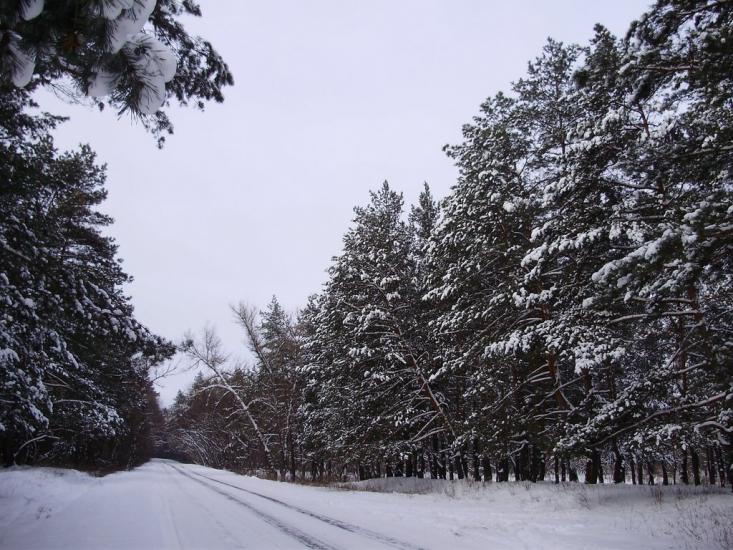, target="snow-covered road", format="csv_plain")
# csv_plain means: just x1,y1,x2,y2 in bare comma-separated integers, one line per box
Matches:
1,459,436,550
1,459,731,549
1,460,423,550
